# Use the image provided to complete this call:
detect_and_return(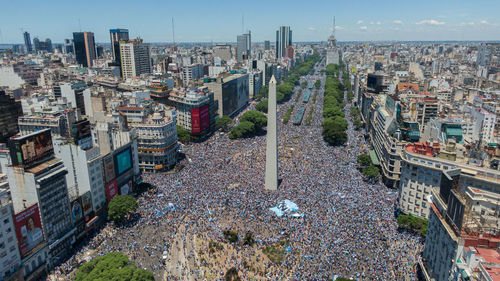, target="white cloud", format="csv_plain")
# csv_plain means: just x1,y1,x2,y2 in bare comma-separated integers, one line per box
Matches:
480,20,488,25
369,21,374,25
393,20,403,25
308,27,316,31
376,21,381,25
415,19,445,25
390,27,400,31
356,20,363,25
329,26,344,31
459,22,475,26
360,26,368,31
